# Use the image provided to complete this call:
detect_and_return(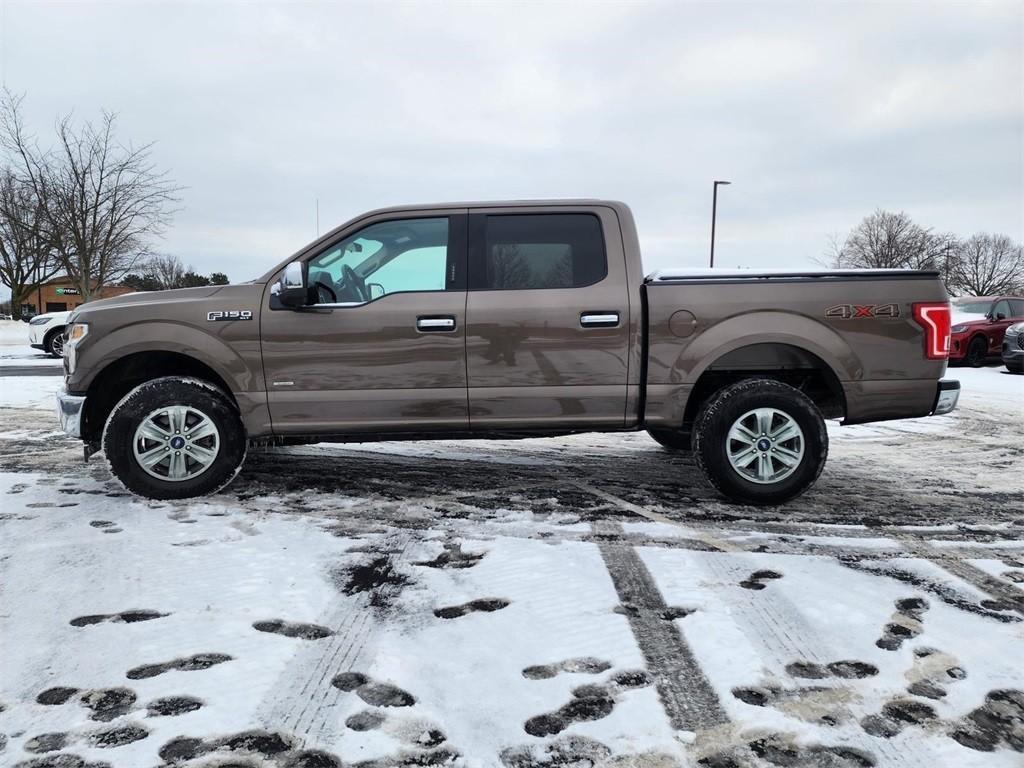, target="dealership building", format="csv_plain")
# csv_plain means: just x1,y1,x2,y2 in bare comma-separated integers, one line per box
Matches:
25,277,134,315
